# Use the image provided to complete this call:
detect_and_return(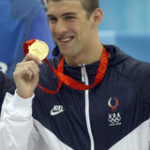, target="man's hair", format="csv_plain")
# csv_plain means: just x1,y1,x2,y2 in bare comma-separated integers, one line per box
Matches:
81,0,99,16
47,0,99,17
